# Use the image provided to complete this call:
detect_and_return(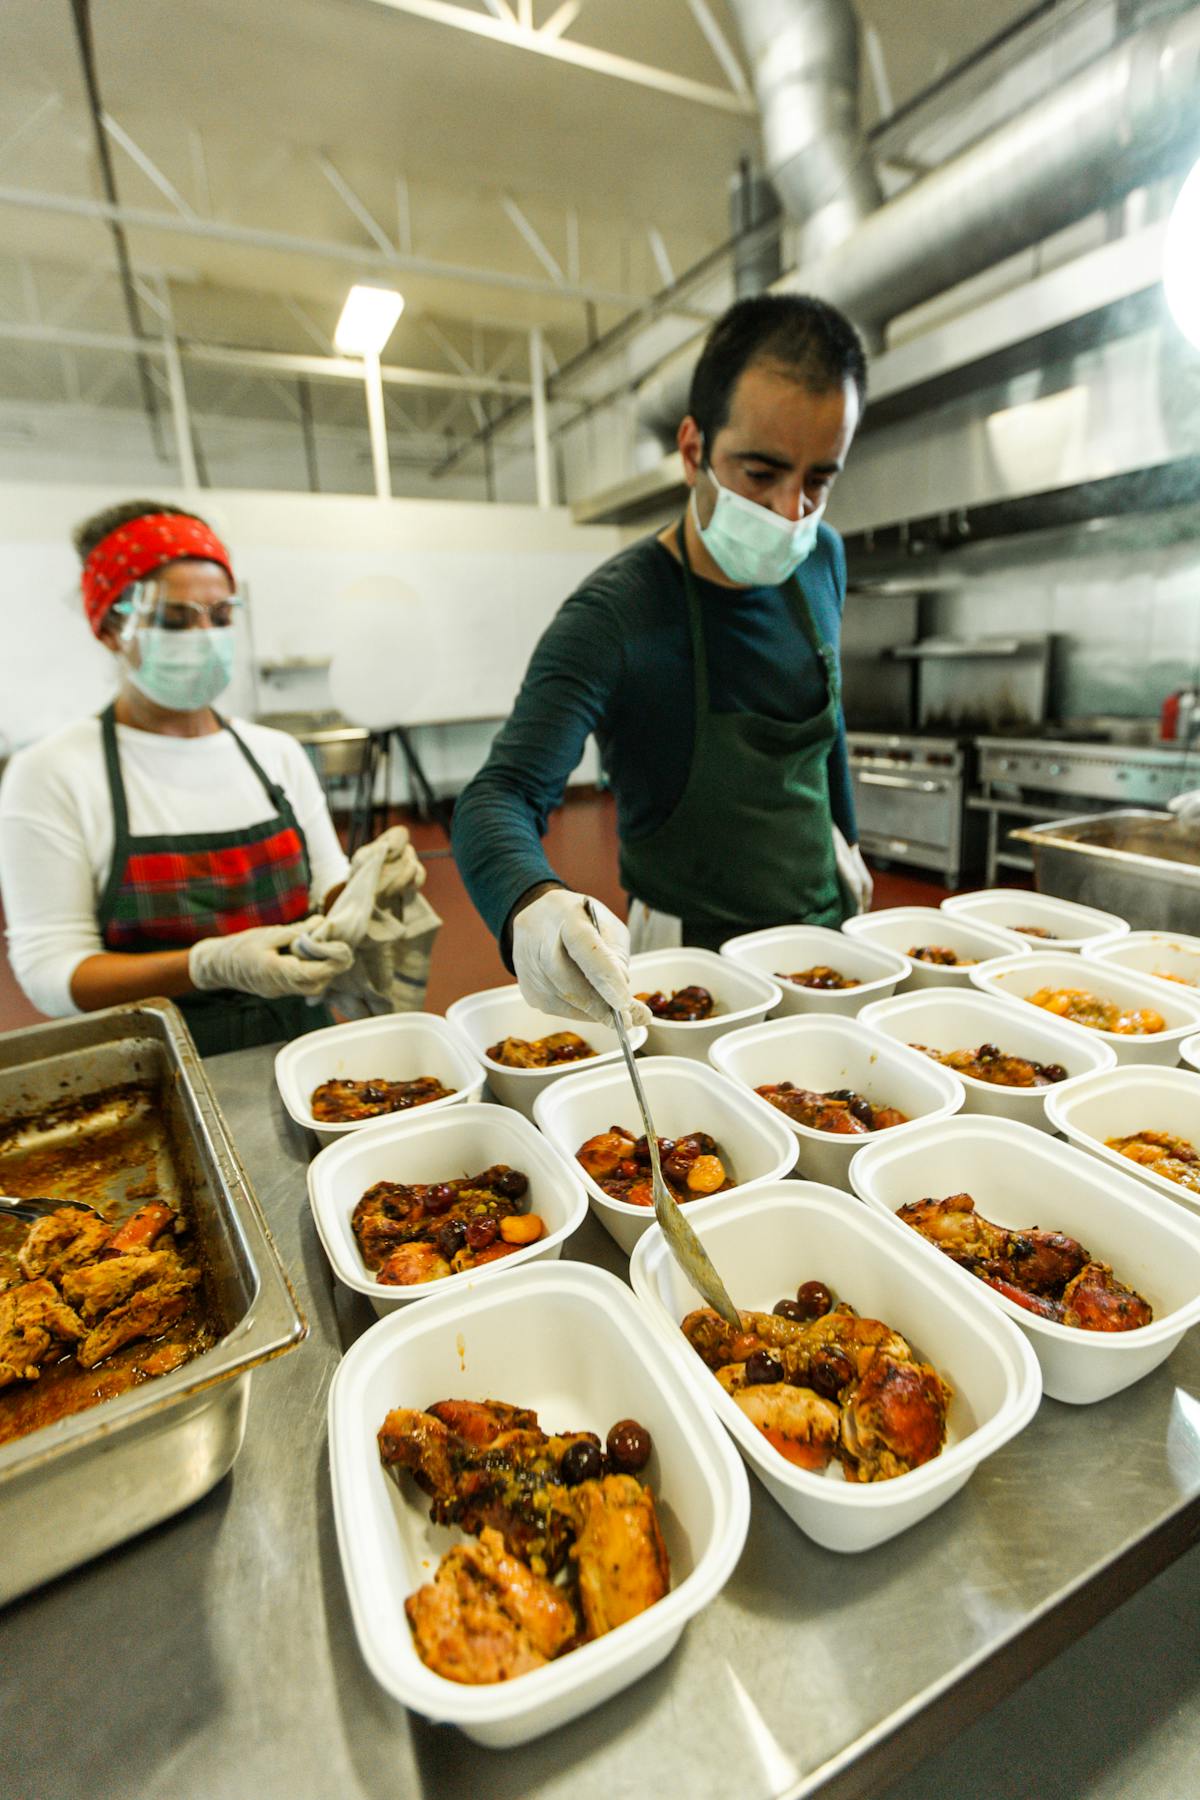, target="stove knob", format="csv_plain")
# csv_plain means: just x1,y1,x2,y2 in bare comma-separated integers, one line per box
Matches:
1048,763,1063,777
